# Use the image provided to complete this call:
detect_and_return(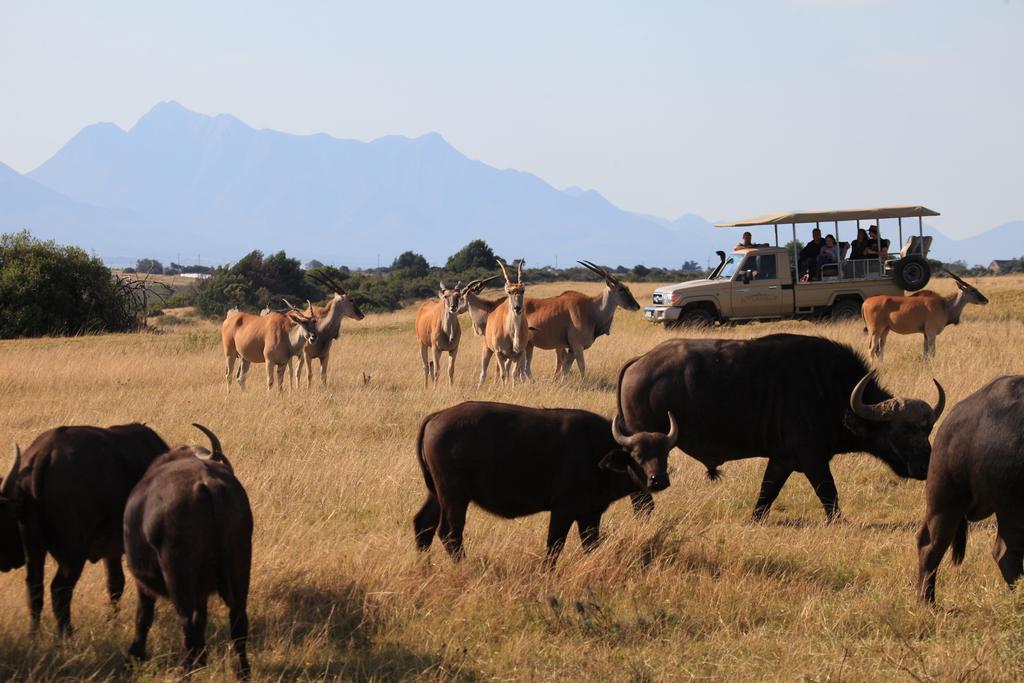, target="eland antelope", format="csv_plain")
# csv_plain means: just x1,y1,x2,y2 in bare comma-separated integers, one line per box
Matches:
221,301,318,391
415,277,497,388
522,260,640,381
294,271,365,388
862,270,988,360
480,259,528,385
